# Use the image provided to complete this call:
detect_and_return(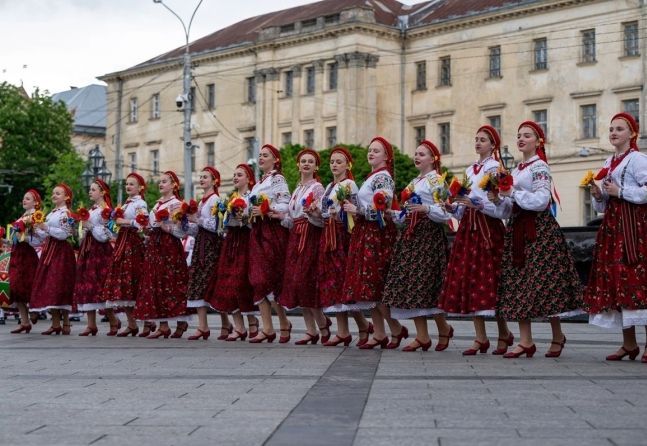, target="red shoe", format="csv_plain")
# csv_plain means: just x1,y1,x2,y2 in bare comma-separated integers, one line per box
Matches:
463,339,490,356
319,317,332,344
187,328,211,340
217,324,233,341
545,336,567,358
249,331,276,343
117,326,139,337
492,332,515,355
323,335,352,347
248,319,259,339
295,333,319,345
226,330,248,341
503,344,536,358
402,338,432,352
78,326,98,336
147,327,171,339
11,324,32,334
359,337,389,350
356,323,373,347
386,326,409,349
606,346,640,361
42,326,62,335
642,347,647,363
138,322,156,338
106,320,122,336
279,322,293,344
435,325,454,351
170,321,188,339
